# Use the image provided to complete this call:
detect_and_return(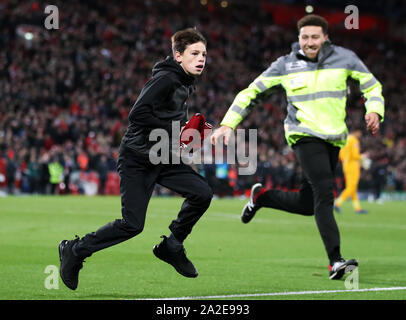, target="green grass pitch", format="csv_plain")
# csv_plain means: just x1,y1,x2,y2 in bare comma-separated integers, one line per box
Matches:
1,195,405,300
